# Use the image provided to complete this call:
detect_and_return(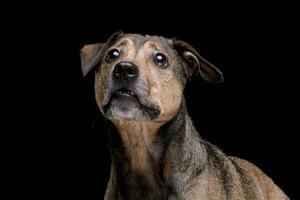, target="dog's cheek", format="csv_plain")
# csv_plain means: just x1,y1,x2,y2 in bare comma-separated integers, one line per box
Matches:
161,81,182,120
94,72,107,113
155,70,183,121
